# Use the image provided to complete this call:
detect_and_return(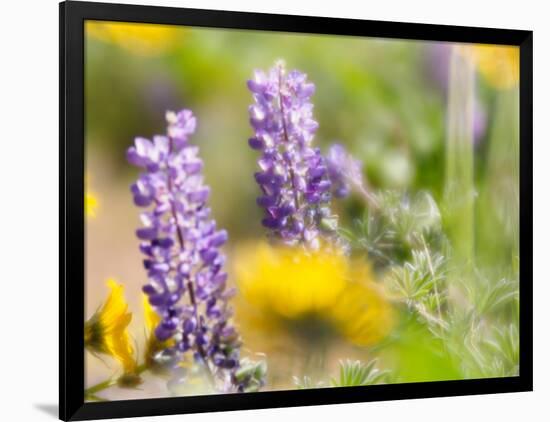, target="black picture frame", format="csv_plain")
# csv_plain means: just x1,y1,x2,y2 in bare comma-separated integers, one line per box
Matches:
59,1,533,420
